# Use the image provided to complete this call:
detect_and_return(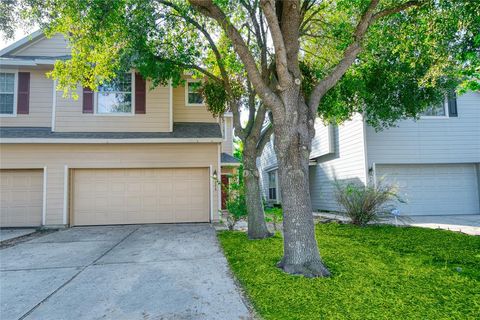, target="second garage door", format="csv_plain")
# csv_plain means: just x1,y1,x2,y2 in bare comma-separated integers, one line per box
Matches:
72,168,210,225
0,169,43,227
377,164,480,216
